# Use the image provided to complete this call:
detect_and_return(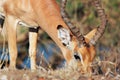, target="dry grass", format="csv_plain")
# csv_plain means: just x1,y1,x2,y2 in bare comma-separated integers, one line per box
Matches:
0,48,120,80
